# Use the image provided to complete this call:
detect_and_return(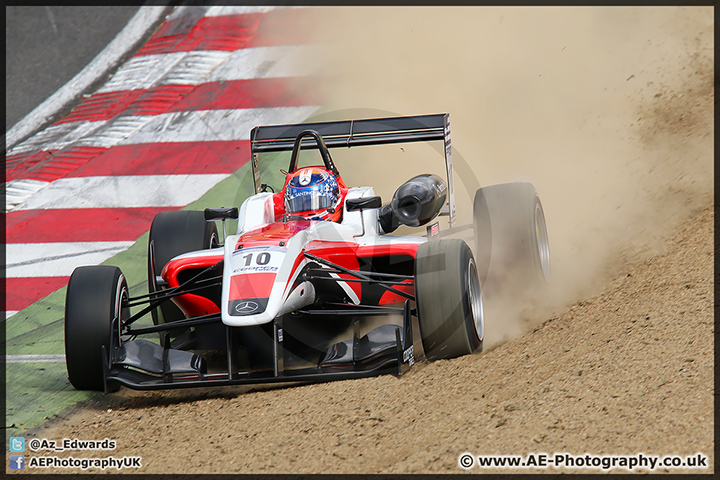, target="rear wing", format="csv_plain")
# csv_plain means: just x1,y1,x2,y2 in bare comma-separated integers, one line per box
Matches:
249,113,456,226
